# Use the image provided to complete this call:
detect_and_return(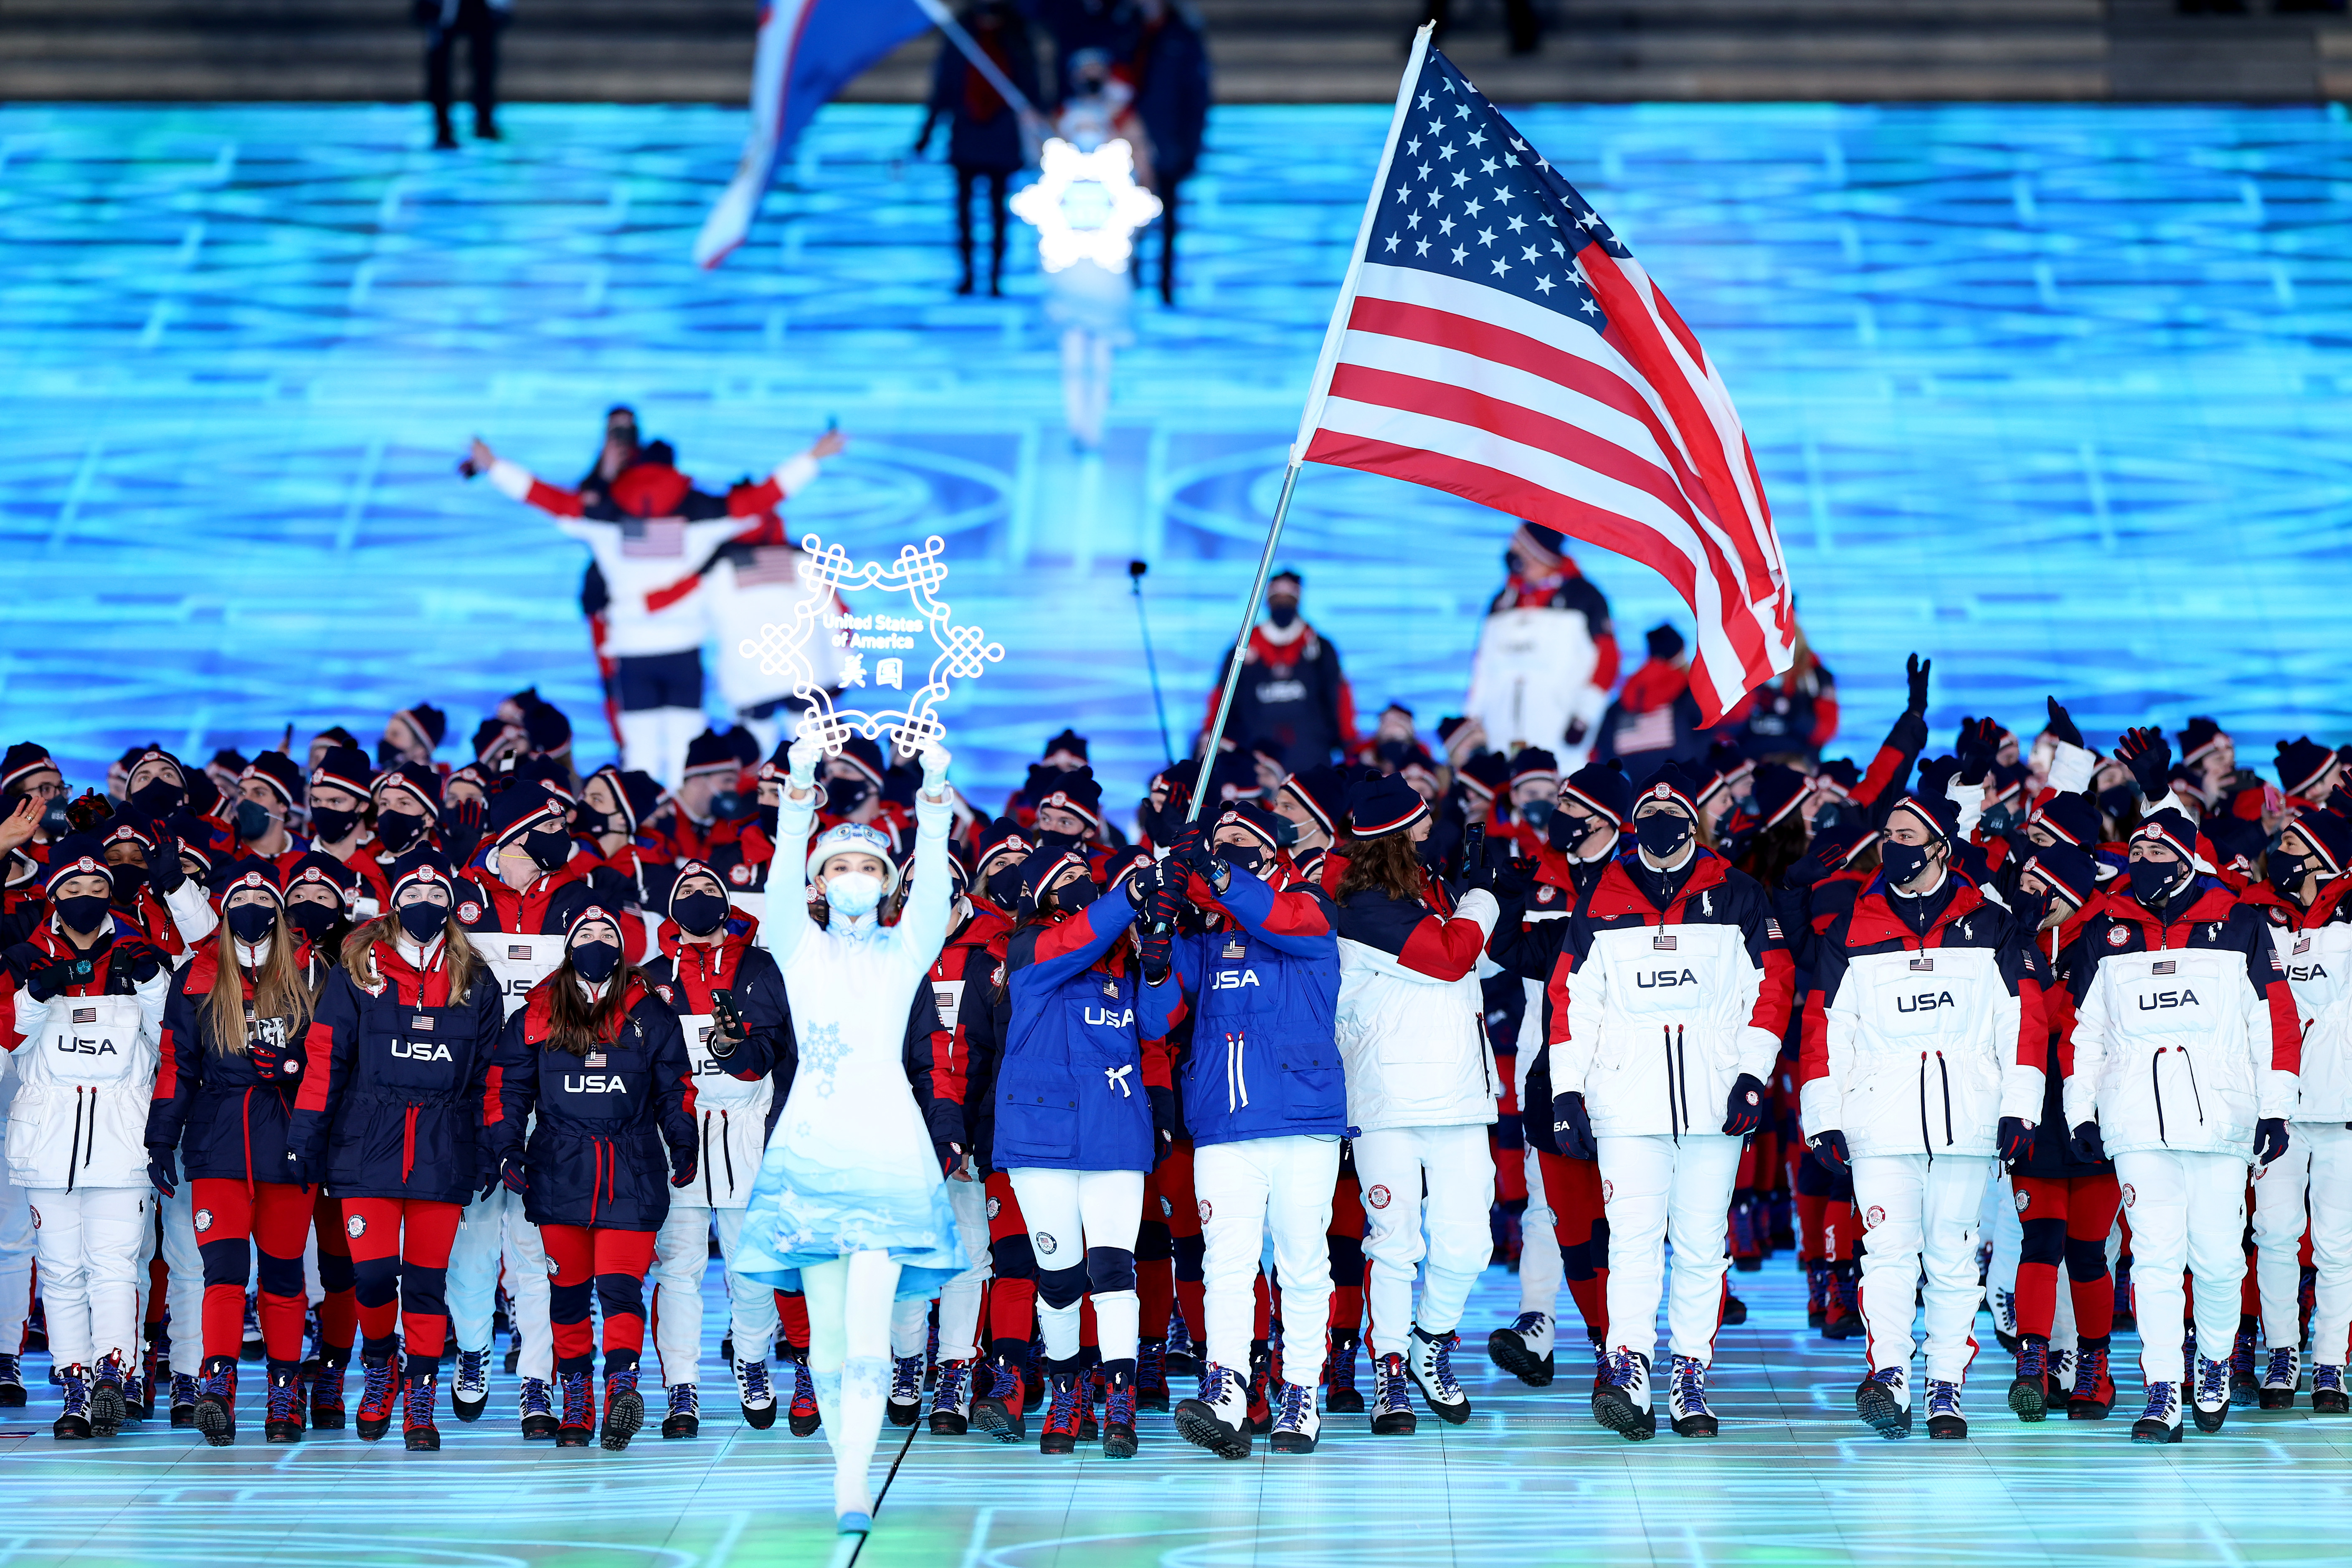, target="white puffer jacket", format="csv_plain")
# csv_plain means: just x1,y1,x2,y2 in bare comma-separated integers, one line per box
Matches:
1333,885,1501,1134
8,969,170,1191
